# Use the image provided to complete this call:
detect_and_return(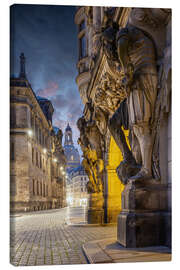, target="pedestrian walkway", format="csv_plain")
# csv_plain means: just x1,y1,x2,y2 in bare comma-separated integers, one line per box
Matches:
10,207,171,266
83,238,171,263
10,207,116,266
